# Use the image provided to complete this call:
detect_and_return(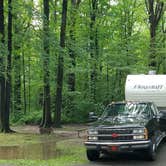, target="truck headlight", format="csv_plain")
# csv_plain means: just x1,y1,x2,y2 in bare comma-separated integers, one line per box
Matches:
133,135,145,140
133,128,144,134
88,129,98,135
133,128,148,140
88,136,98,140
